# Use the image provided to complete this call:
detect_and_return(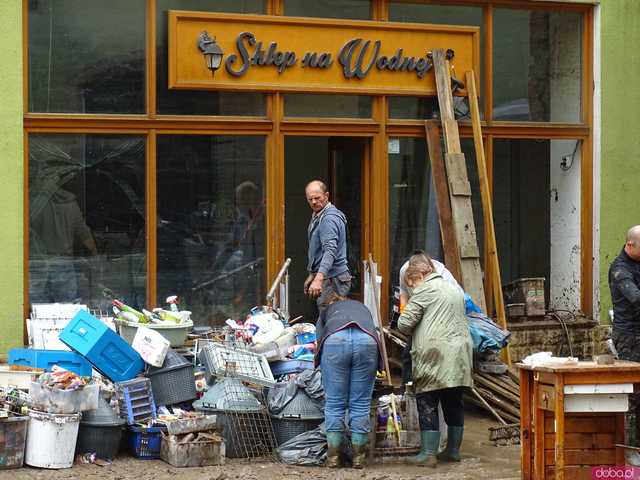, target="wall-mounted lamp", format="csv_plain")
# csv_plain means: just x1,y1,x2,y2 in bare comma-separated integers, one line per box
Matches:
198,31,224,75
